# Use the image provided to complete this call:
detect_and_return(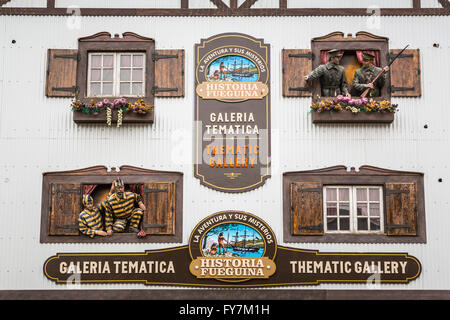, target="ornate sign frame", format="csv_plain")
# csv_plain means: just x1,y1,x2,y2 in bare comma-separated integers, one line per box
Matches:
194,33,271,193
